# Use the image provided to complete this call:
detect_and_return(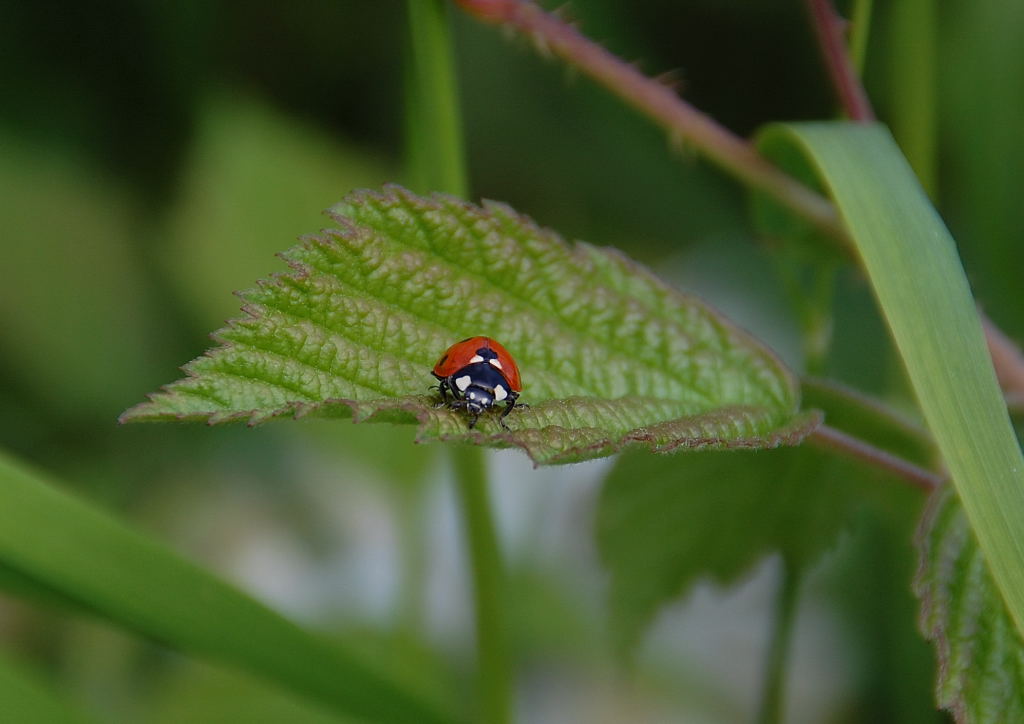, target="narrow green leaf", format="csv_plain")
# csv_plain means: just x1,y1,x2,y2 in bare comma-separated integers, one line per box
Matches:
596,445,917,654
757,124,1024,641
0,451,456,724
0,648,100,724
915,486,1024,722
123,186,816,464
